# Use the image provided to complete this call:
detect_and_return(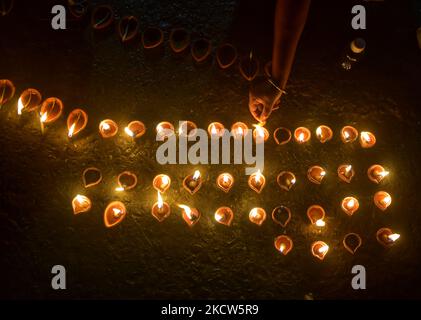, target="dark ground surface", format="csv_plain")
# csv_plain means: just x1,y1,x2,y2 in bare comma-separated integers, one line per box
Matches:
0,0,421,299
